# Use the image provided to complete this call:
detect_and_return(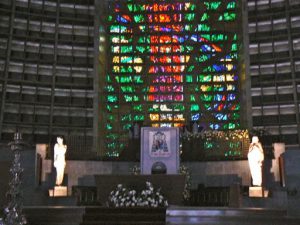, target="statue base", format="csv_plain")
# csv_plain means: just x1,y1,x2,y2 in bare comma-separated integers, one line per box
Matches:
49,186,68,197
249,186,269,198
